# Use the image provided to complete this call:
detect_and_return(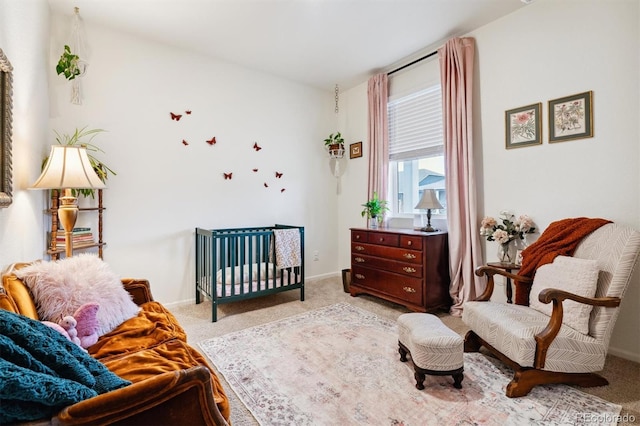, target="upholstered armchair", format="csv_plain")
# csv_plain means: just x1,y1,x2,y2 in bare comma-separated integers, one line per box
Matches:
463,222,640,397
